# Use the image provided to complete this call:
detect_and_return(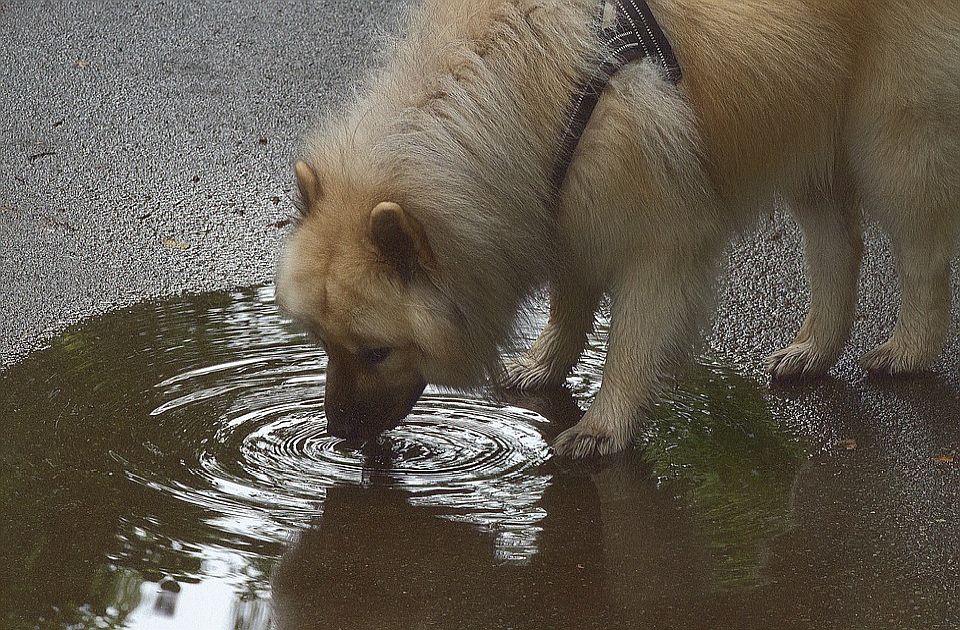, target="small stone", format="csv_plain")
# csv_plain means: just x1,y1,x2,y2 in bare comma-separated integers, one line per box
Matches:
158,576,181,593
